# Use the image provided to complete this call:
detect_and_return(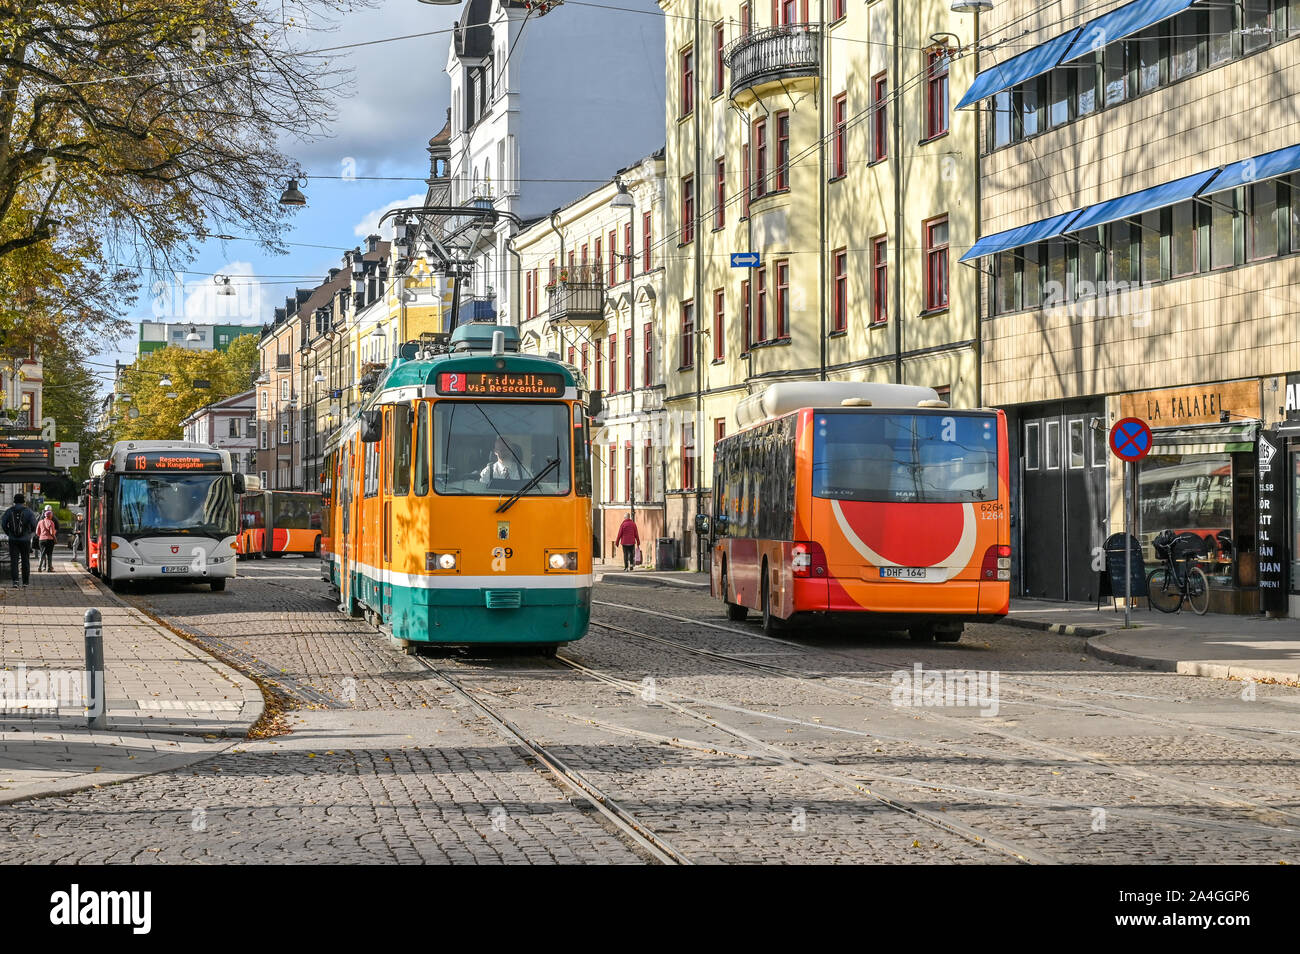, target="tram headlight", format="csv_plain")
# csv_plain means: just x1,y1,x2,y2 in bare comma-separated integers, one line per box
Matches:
437,553,457,570
545,550,579,572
